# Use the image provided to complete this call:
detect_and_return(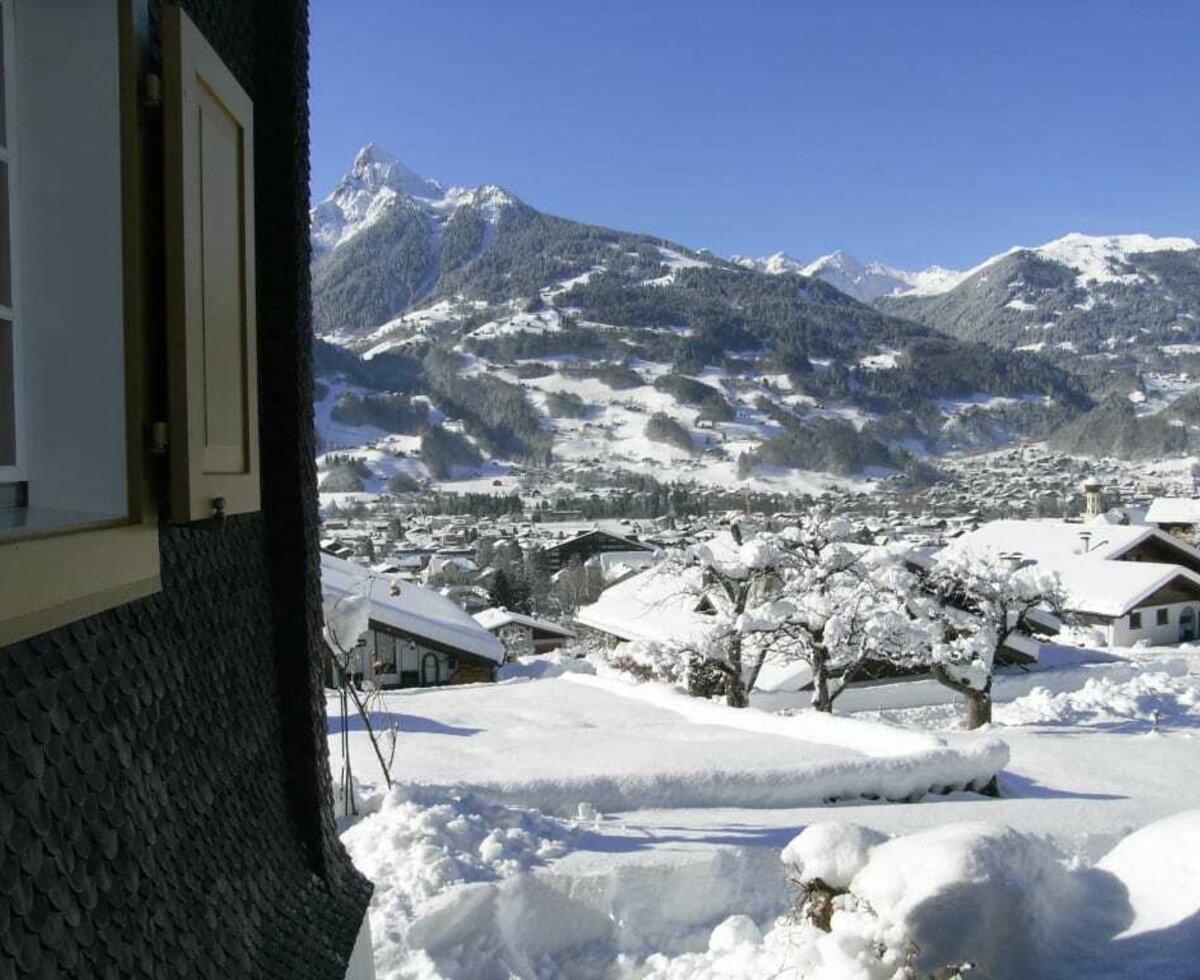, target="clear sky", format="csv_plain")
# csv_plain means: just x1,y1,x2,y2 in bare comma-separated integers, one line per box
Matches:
309,0,1200,271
